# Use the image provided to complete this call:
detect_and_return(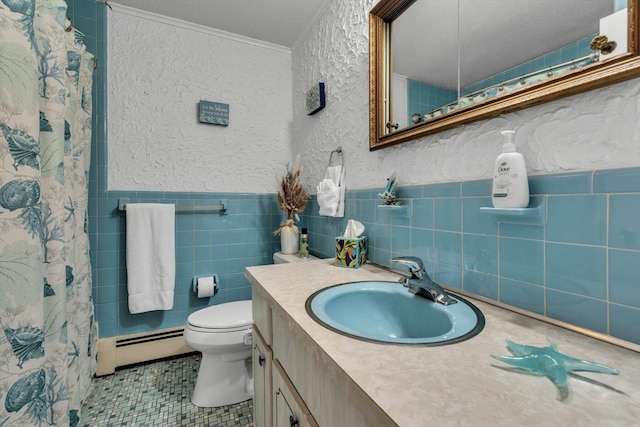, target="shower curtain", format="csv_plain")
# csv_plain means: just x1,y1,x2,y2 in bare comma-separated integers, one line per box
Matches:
0,0,97,425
